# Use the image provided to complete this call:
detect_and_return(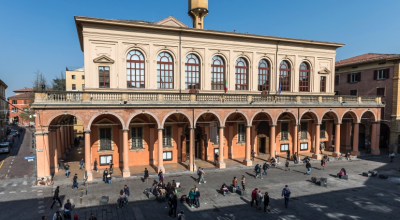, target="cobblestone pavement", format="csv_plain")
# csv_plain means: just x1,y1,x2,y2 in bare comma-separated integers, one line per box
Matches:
1,152,400,220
